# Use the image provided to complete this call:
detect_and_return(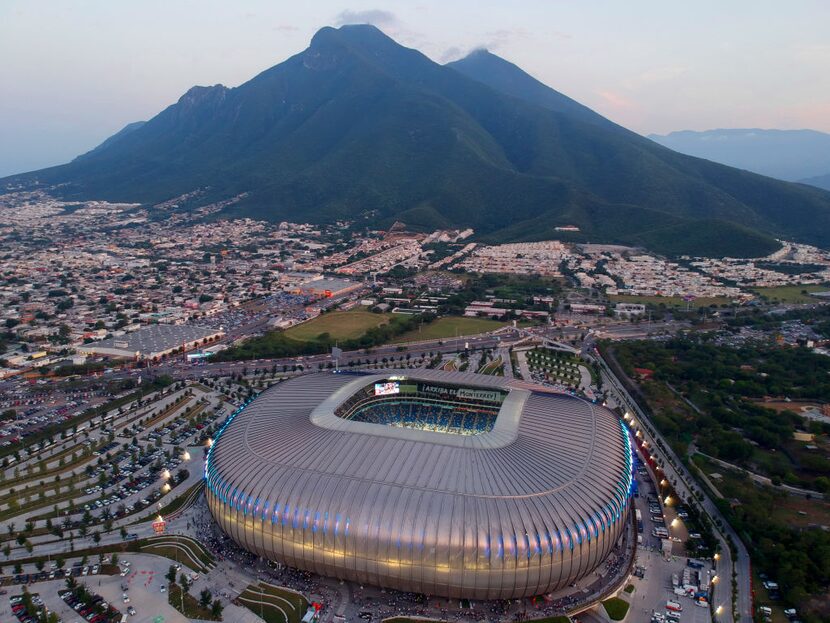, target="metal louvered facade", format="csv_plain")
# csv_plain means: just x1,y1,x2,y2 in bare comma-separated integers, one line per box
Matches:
205,371,633,599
